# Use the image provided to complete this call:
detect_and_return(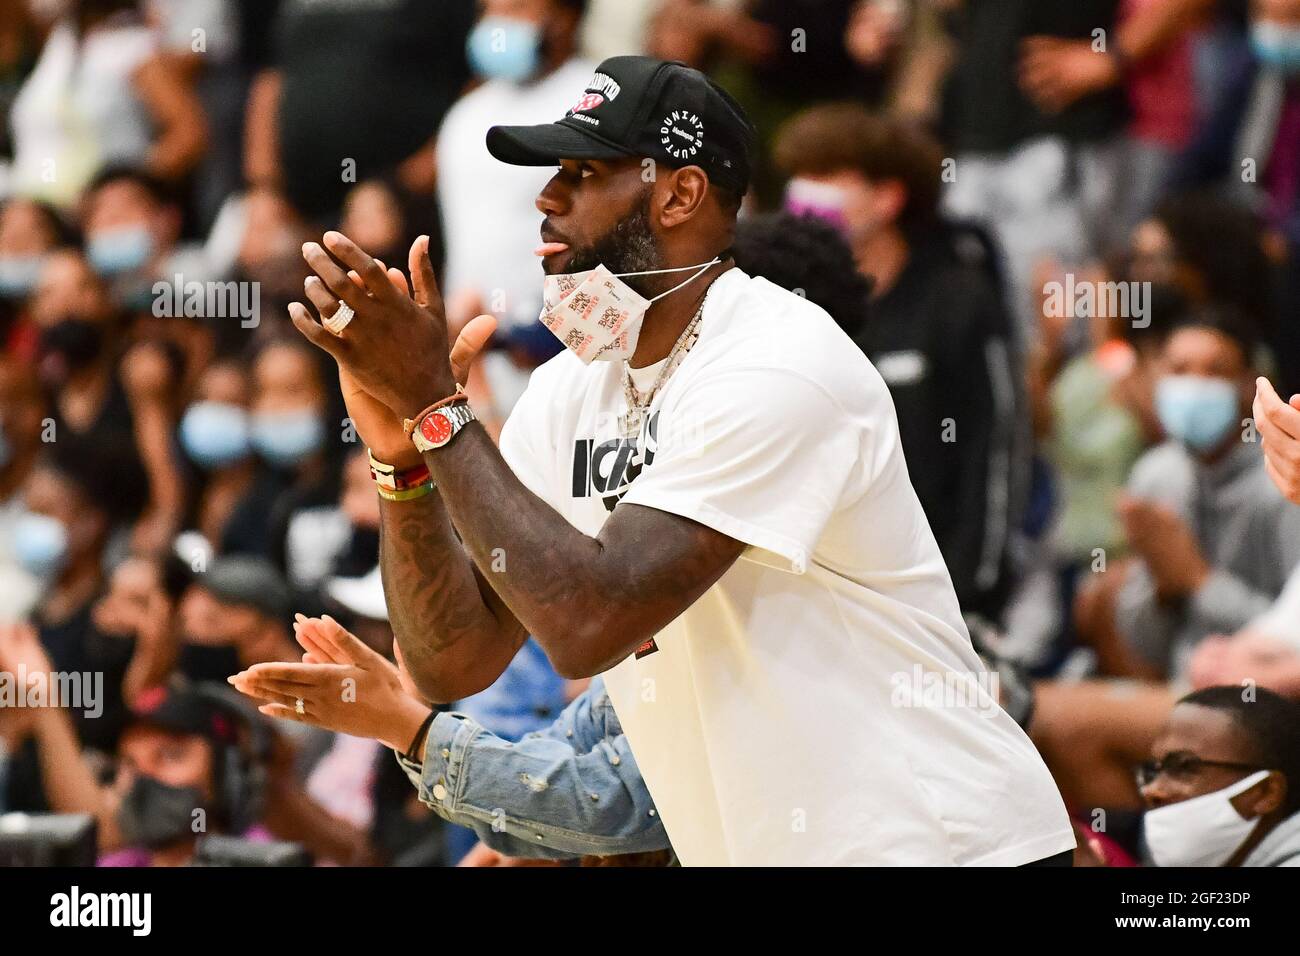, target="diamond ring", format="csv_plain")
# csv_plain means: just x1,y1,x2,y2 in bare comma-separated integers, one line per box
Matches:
323,301,355,336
